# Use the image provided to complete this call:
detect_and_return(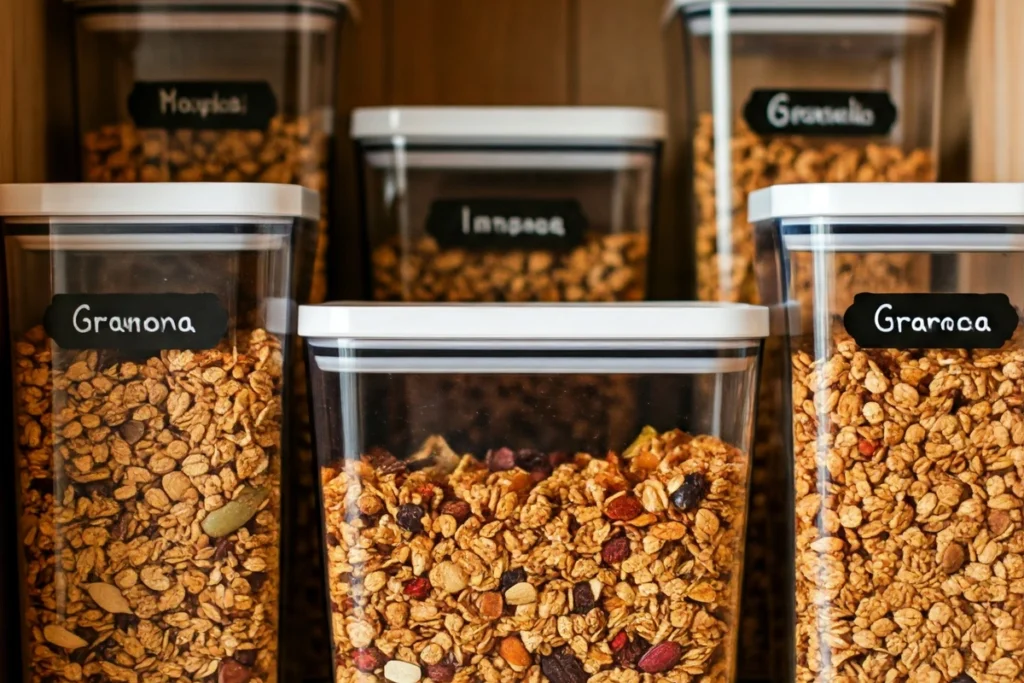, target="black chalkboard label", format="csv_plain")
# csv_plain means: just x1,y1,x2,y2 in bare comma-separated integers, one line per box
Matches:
843,293,1018,350
128,81,278,131
743,90,897,137
426,199,587,251
44,294,229,351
